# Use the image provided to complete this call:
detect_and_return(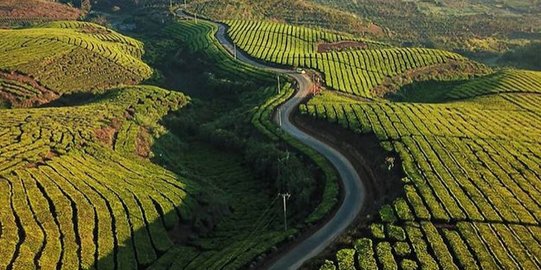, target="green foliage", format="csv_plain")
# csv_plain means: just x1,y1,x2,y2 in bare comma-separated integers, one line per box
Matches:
401,259,419,270
186,0,375,36
250,83,340,223
0,85,193,269
393,198,415,221
312,54,541,269
447,69,541,99
354,238,378,270
319,260,337,270
500,42,541,70
376,242,398,270
386,225,406,241
379,204,397,223
393,242,411,257
370,223,385,239
311,0,540,54
336,248,355,270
